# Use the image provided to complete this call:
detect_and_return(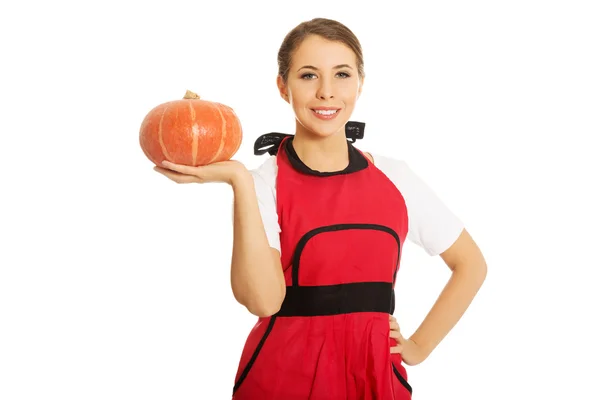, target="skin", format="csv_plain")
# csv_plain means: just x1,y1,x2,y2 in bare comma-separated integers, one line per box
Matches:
276,34,364,173
156,34,487,366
